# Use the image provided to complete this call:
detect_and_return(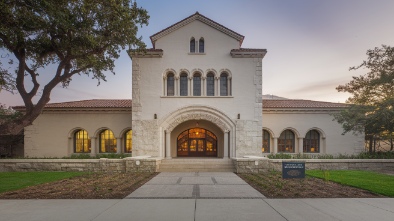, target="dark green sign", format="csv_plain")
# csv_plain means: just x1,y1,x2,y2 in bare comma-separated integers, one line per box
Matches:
282,162,305,179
